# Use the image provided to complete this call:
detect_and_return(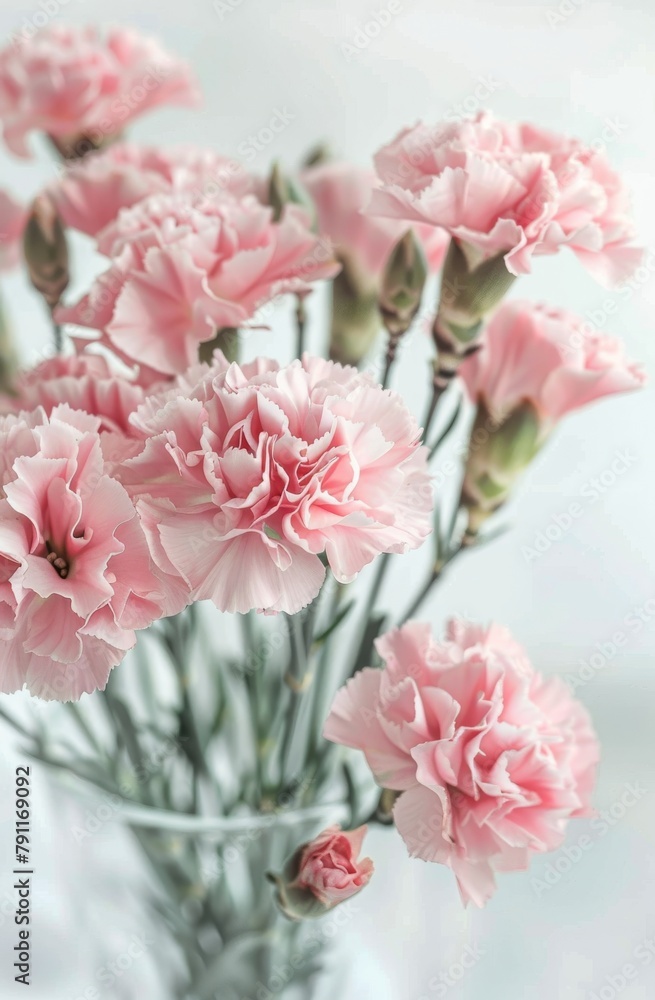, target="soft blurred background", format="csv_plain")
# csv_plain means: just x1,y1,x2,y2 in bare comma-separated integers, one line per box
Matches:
0,0,654,997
